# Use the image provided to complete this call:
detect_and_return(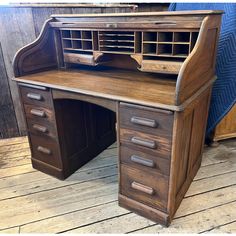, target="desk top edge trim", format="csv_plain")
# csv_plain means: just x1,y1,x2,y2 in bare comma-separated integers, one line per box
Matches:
51,10,224,18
